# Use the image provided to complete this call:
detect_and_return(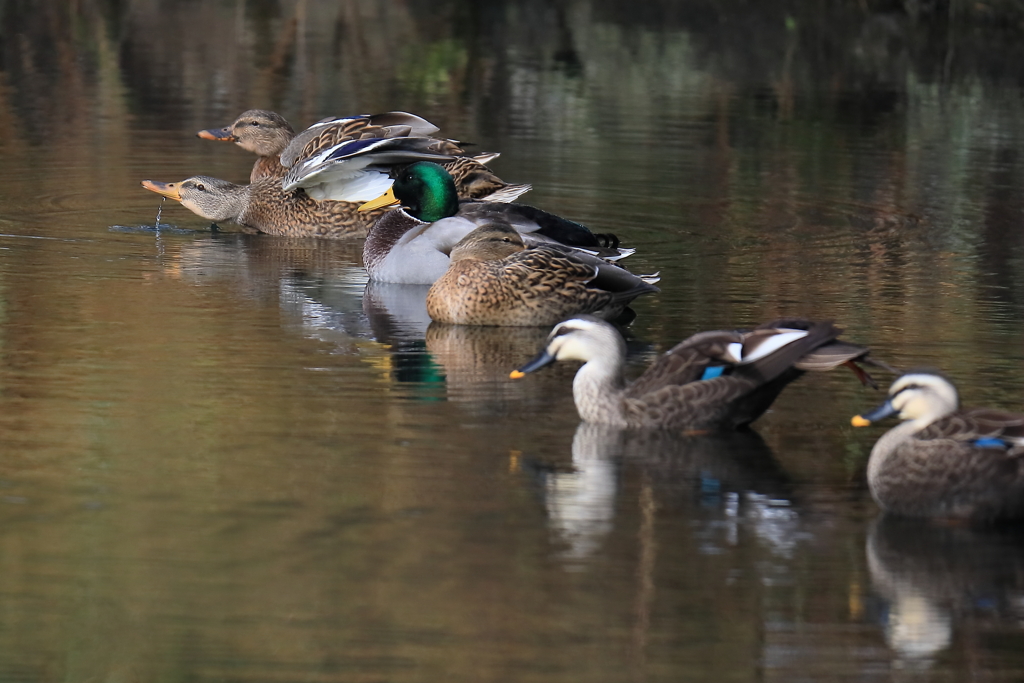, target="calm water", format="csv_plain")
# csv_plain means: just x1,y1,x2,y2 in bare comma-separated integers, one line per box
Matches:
1,1,1023,680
